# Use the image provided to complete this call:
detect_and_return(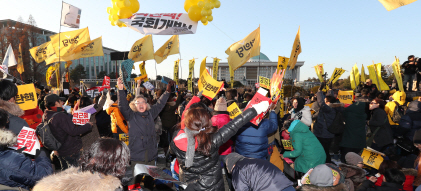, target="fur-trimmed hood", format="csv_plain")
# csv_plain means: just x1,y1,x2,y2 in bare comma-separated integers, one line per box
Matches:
0,128,17,147
33,167,122,191
339,163,366,178
401,168,418,176
297,183,347,191
0,99,24,117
